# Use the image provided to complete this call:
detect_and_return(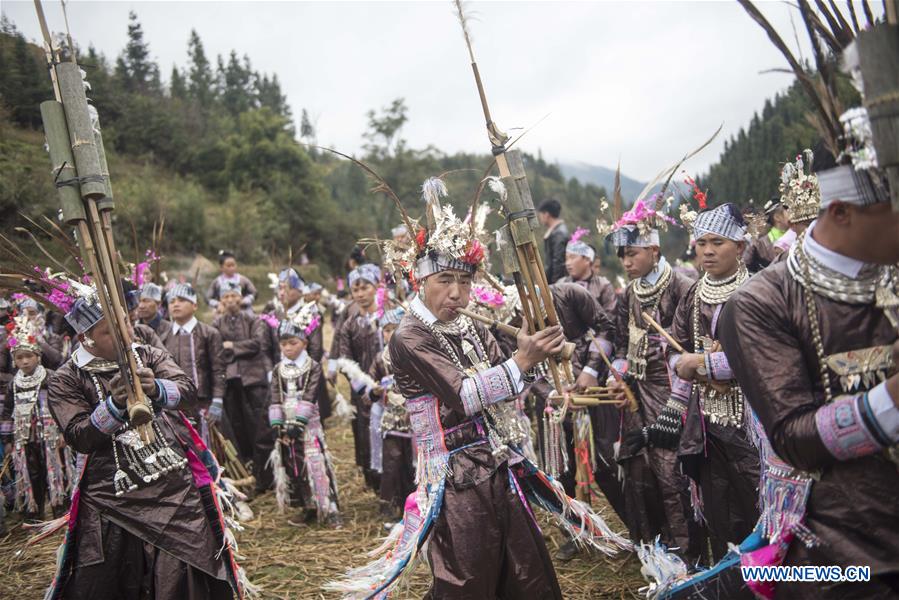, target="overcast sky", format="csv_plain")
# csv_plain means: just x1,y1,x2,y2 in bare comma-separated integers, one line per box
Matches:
2,0,869,182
